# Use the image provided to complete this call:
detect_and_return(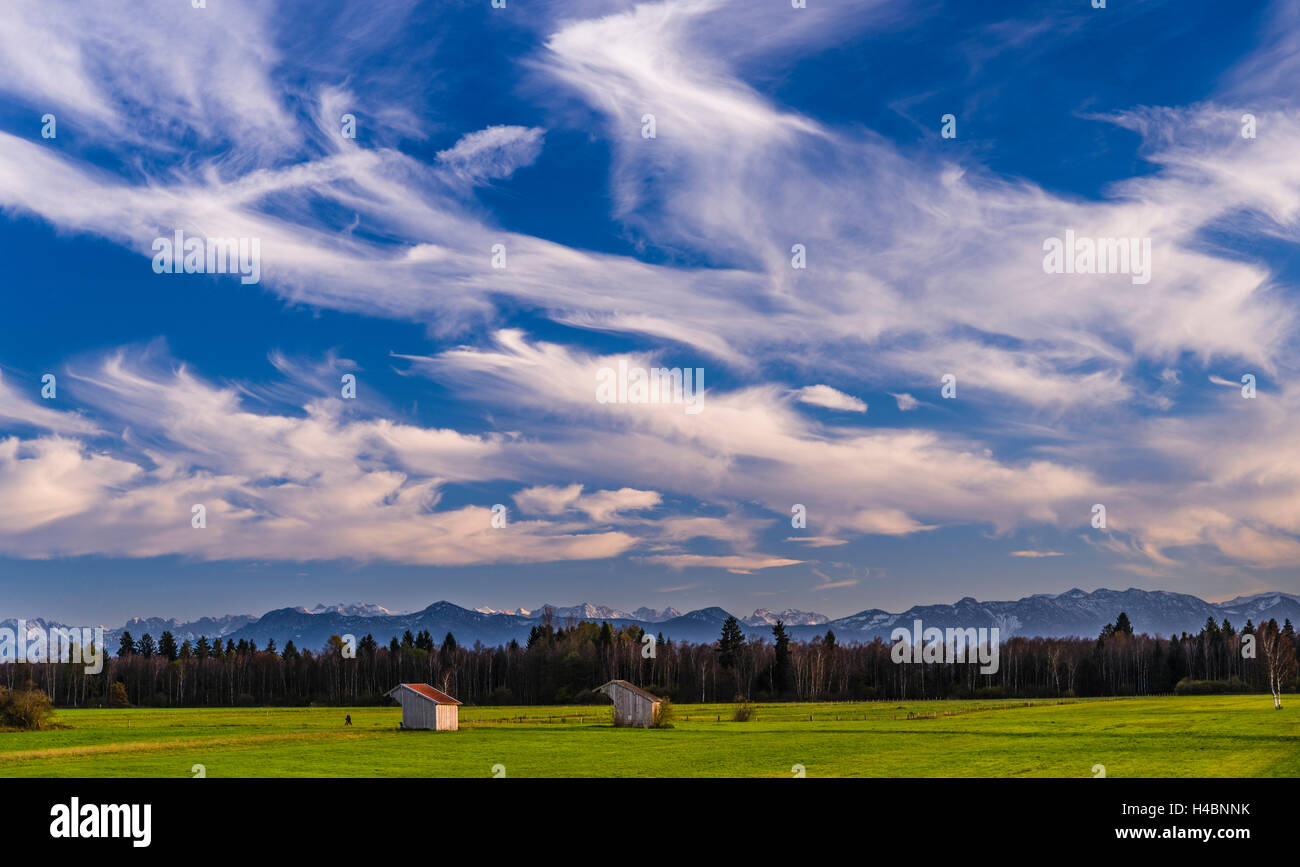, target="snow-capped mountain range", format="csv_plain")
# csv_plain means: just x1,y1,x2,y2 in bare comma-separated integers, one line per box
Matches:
744,608,830,627
473,603,686,622
5,588,1299,655
304,603,396,618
